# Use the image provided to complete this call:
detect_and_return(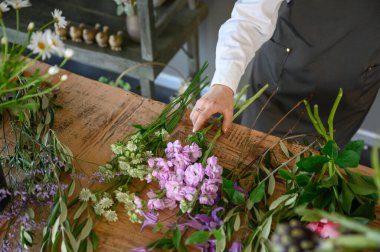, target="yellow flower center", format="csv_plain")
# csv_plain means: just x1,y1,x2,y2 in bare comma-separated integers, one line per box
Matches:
37,41,46,50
